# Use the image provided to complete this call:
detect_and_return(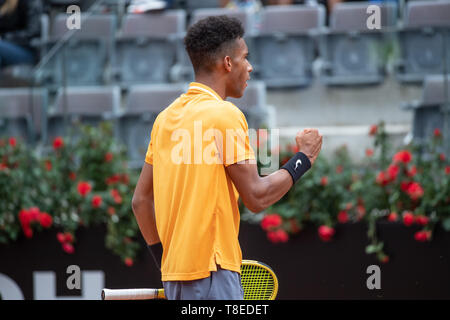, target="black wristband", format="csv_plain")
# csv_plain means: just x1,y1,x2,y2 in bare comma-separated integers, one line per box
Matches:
147,242,163,270
281,152,311,184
